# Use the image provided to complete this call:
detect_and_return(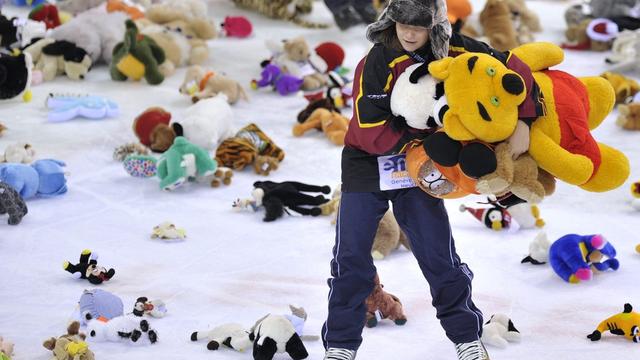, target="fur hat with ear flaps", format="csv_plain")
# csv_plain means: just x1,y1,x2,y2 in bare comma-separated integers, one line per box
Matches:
366,0,452,60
